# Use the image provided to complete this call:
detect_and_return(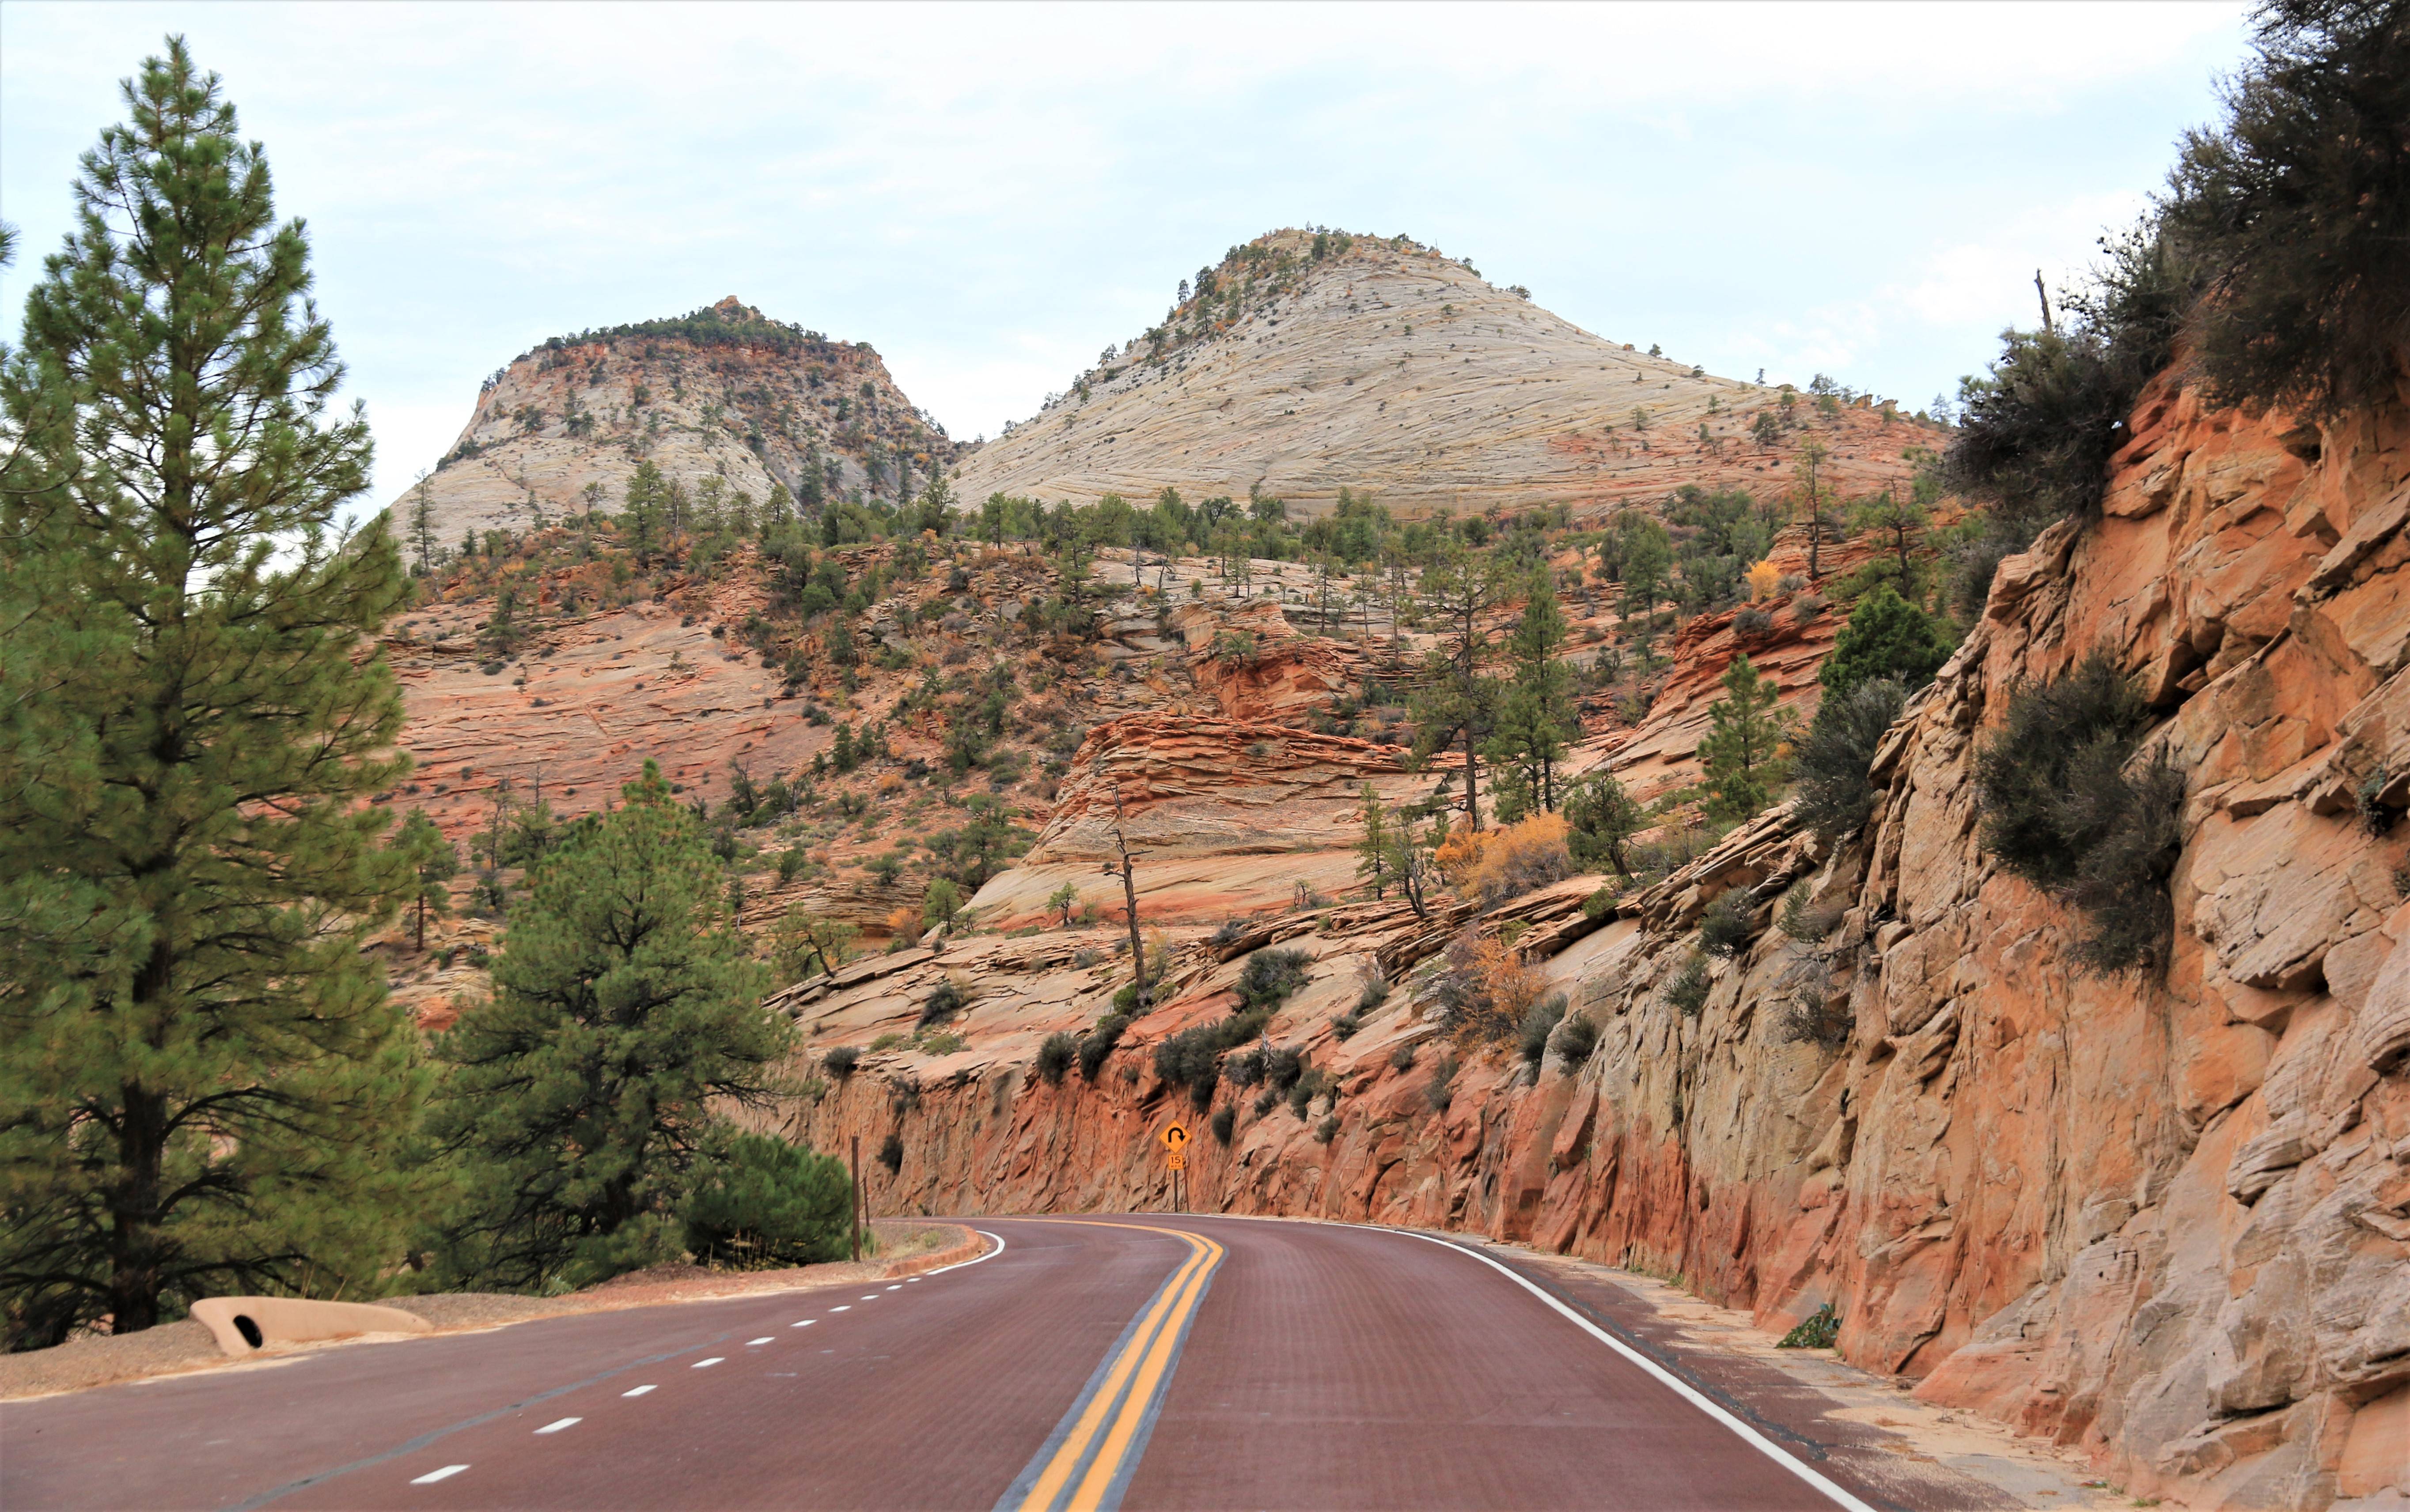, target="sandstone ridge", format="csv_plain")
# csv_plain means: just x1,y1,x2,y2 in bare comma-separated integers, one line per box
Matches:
953,227,1932,518
388,297,960,545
